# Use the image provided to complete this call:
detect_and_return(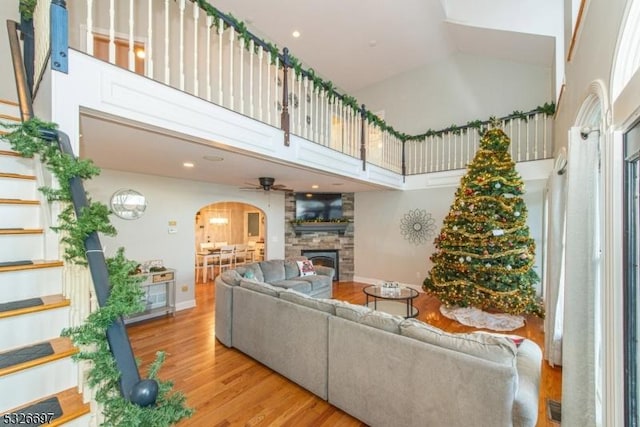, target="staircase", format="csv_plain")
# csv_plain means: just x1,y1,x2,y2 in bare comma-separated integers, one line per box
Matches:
0,99,91,425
